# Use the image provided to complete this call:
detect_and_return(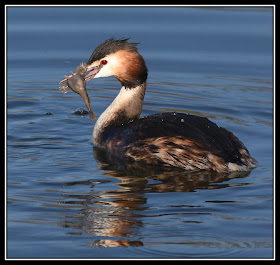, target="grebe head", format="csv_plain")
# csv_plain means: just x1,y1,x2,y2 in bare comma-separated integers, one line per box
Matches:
85,38,148,88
